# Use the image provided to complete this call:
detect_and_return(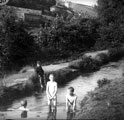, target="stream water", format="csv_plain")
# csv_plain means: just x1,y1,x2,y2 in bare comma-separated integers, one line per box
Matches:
0,60,124,119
